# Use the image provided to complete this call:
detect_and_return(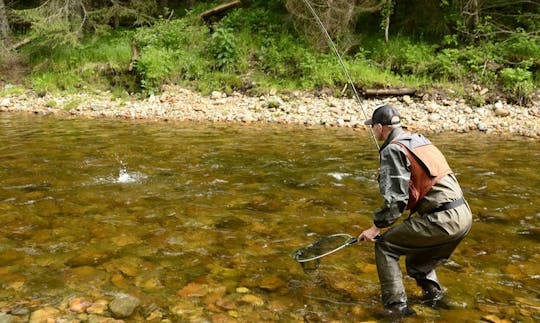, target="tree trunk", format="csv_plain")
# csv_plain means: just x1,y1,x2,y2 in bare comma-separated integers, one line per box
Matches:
0,0,10,49
384,13,389,43
384,0,391,43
